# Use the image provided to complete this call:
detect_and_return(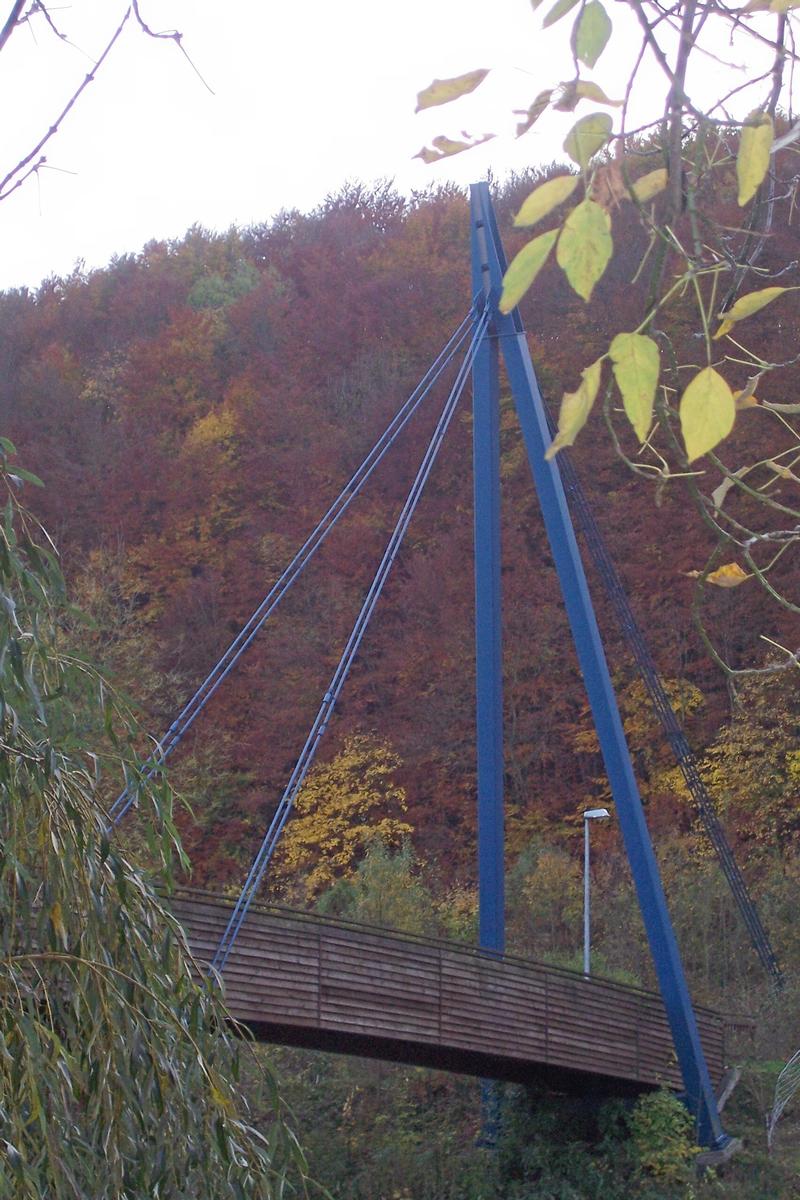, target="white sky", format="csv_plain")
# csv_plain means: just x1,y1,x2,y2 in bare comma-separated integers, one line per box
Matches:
0,0,772,291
